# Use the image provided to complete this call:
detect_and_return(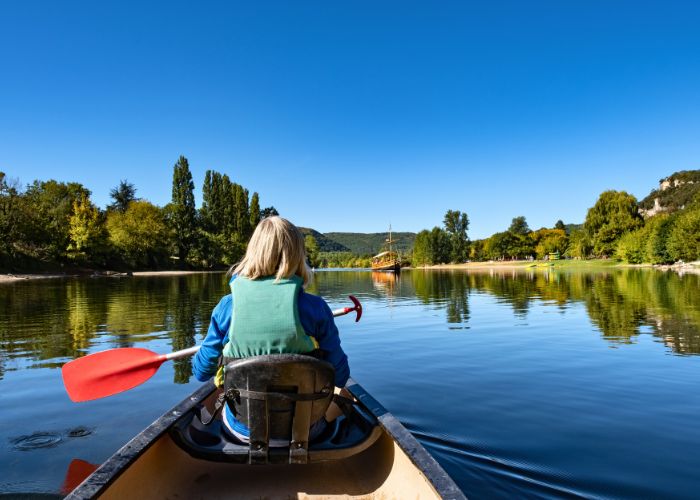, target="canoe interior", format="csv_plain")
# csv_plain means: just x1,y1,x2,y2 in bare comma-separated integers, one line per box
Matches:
99,425,440,499
70,380,464,499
